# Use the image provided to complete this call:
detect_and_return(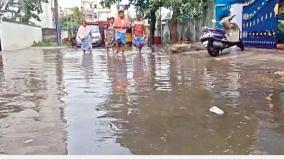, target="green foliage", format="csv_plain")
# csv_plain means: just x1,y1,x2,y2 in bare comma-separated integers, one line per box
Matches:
101,0,208,21
32,39,56,47
60,7,82,35
100,0,114,8
3,0,48,24
100,0,211,43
